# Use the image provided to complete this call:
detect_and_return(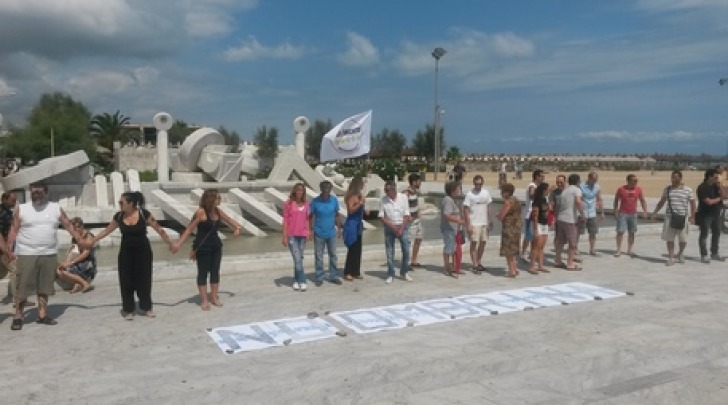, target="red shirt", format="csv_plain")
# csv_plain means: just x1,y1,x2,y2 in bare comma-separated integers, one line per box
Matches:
616,186,643,214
